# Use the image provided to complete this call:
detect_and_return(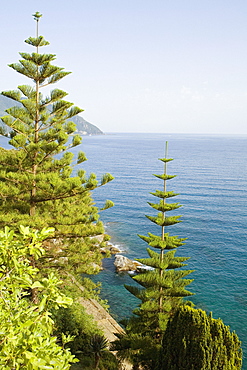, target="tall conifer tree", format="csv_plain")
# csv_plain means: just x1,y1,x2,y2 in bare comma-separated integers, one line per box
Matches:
0,13,113,275
112,143,194,369
125,142,194,333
